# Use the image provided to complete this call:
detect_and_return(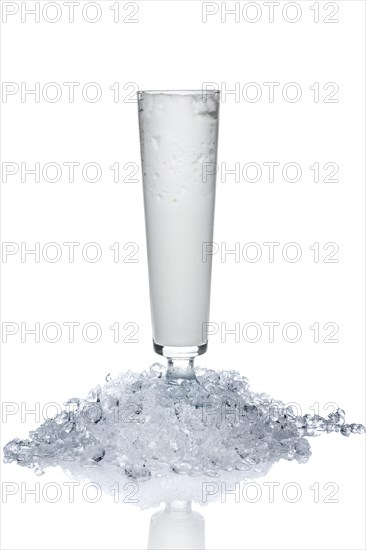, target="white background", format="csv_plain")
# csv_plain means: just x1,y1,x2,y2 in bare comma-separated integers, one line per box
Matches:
1,1,365,549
